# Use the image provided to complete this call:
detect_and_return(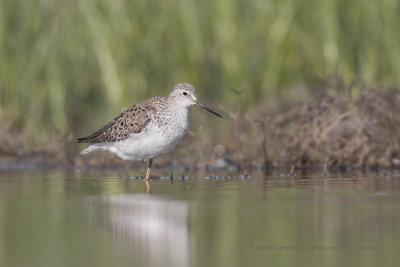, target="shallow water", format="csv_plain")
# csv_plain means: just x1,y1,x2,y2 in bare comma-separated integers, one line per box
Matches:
0,169,399,267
